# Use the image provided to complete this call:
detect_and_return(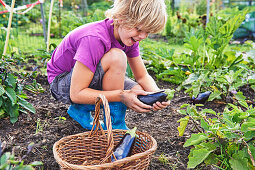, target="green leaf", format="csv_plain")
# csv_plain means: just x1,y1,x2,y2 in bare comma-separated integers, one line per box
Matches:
180,104,189,108
184,133,208,147
229,151,249,170
178,109,187,115
187,148,213,169
0,85,4,96
6,73,16,89
234,92,246,101
165,89,175,100
201,119,210,131
30,161,43,166
208,90,221,101
17,96,35,114
5,87,17,105
8,104,19,123
241,118,255,132
0,152,11,165
238,100,248,108
177,116,189,136
202,109,216,115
